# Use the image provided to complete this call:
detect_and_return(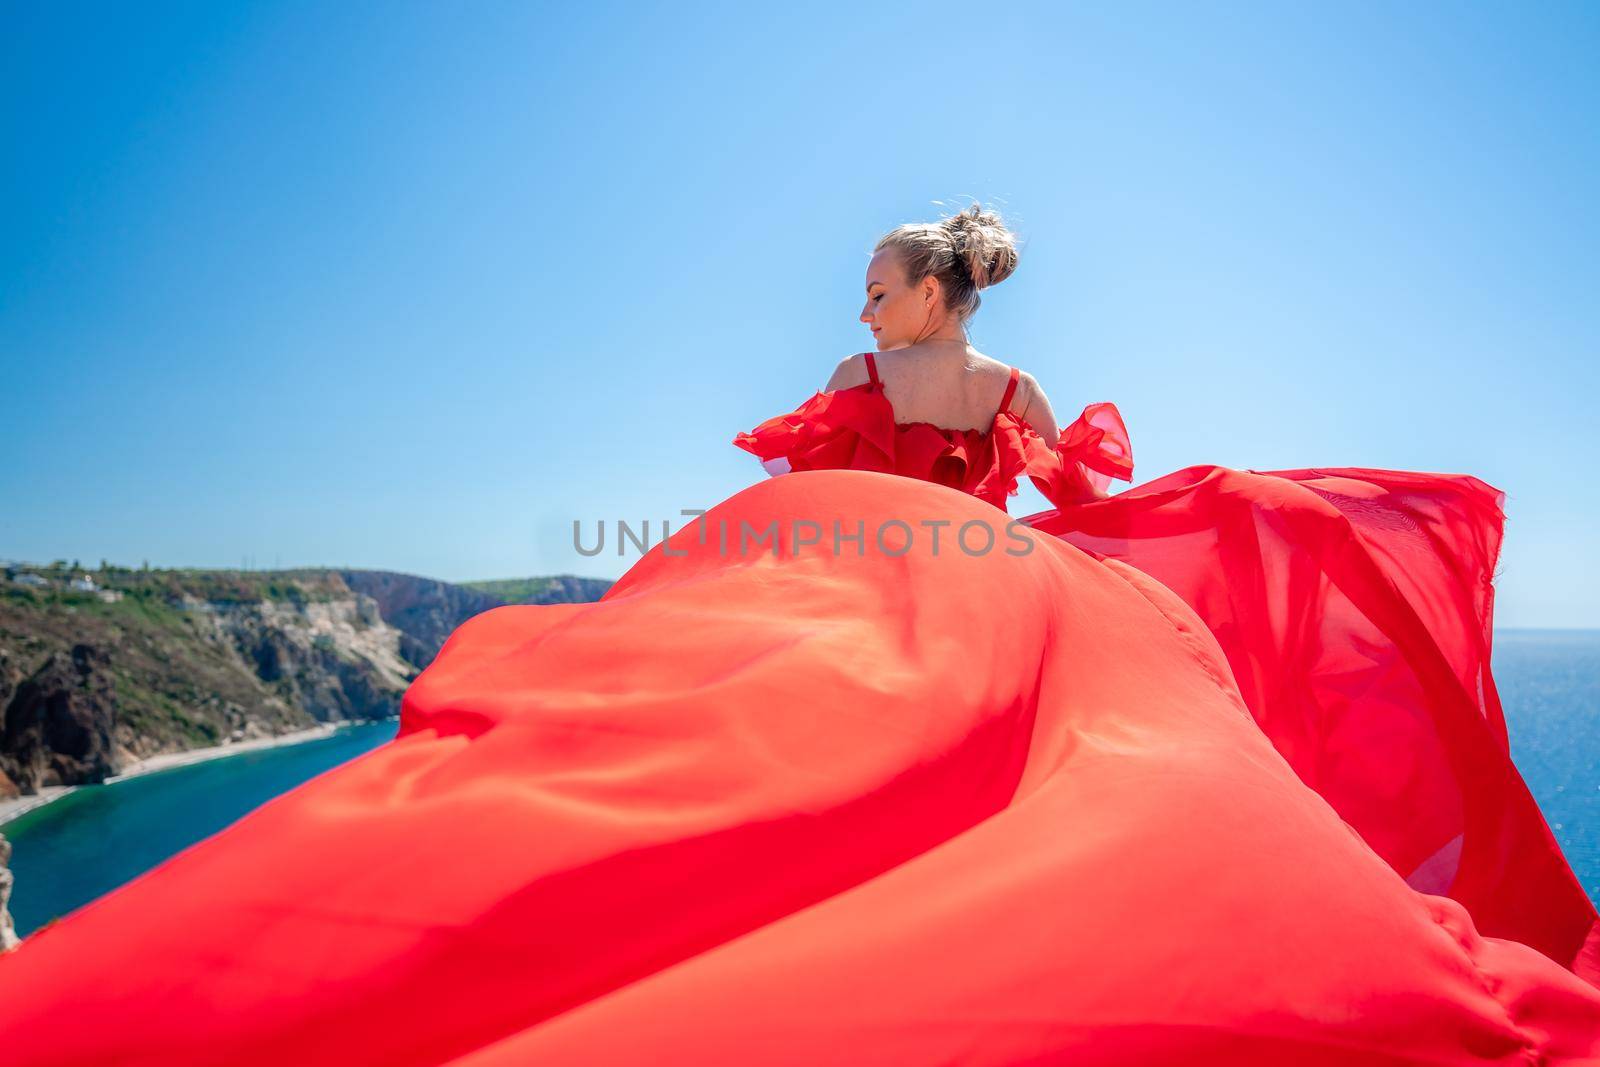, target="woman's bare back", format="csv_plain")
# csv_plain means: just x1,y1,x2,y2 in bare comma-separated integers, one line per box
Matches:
824,340,1062,447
